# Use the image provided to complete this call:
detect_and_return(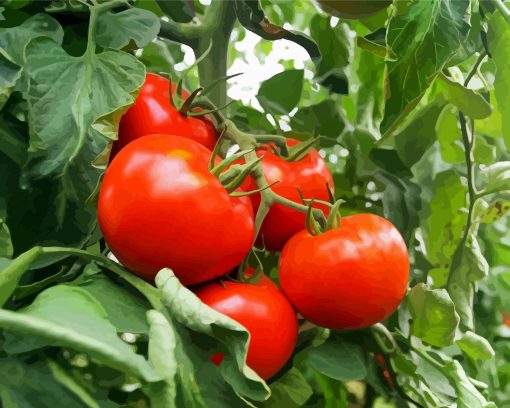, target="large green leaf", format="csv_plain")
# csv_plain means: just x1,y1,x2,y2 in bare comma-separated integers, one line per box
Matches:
0,285,159,382
310,15,353,94
155,269,270,403
488,13,510,149
76,274,150,334
436,74,492,120
95,8,160,49
20,36,144,243
423,170,467,286
480,161,510,195
382,0,471,137
444,360,496,408
0,13,63,108
456,331,495,361
447,235,489,328
257,69,304,115
0,357,97,408
289,99,345,142
307,333,368,381
408,283,459,347
262,368,312,408
394,98,446,168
